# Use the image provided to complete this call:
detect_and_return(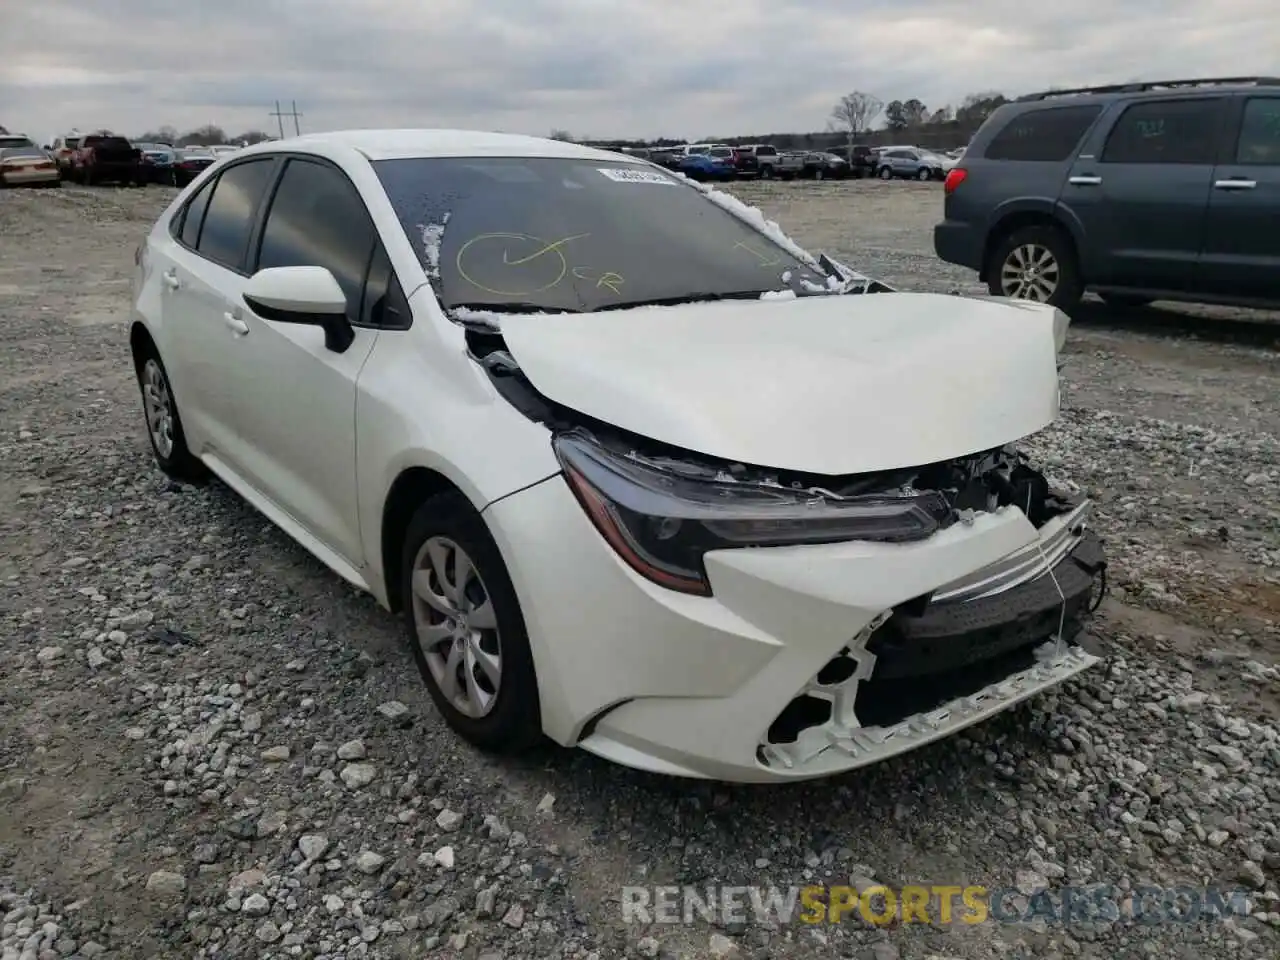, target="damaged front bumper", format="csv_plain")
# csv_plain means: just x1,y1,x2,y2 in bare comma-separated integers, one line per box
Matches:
485,475,1106,783
760,505,1104,773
